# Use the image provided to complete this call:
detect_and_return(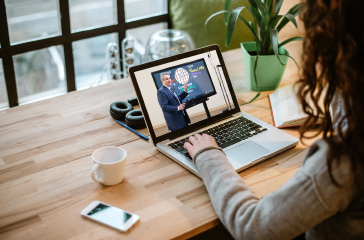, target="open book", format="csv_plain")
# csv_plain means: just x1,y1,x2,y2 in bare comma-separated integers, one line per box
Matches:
268,83,324,128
